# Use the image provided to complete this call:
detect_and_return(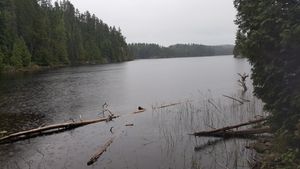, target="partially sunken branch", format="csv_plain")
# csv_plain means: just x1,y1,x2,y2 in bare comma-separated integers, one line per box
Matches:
87,137,115,166
238,73,249,92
